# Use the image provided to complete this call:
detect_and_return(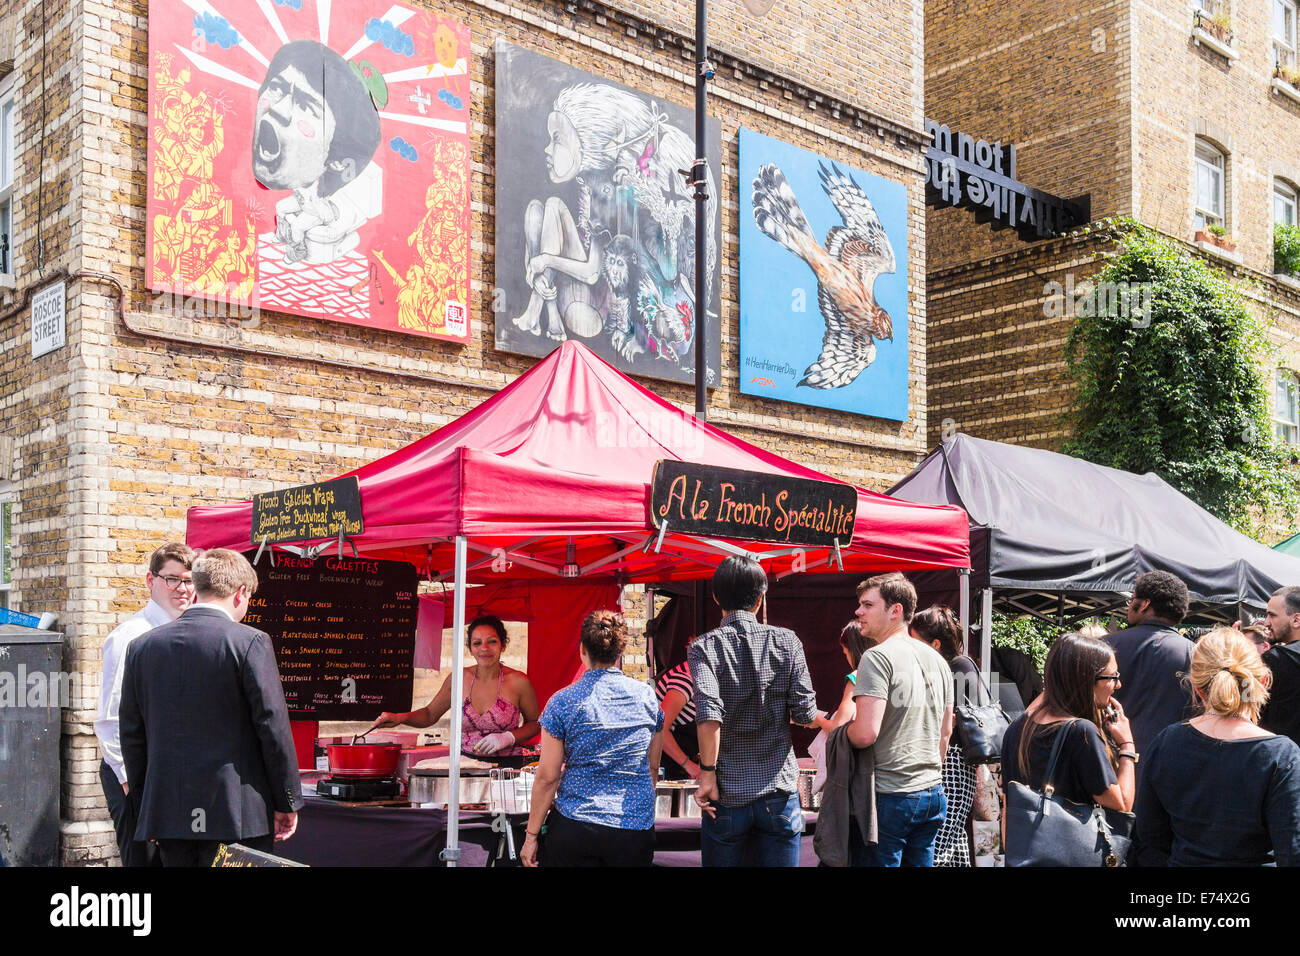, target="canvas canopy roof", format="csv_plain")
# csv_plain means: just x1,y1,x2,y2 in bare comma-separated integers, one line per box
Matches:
889,434,1300,624
187,341,969,581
